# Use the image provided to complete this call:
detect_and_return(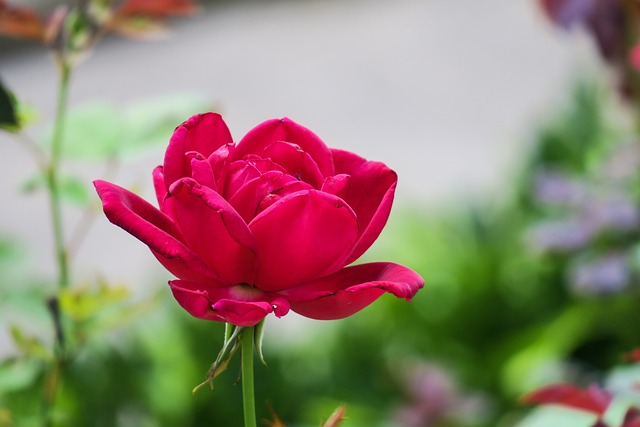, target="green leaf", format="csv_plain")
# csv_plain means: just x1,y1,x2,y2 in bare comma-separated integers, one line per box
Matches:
20,173,91,206
42,93,213,161
0,78,20,131
120,93,213,156
60,283,130,322
0,358,42,393
19,173,45,195
59,175,90,205
194,325,243,394
43,102,125,159
254,319,267,367
9,325,52,361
